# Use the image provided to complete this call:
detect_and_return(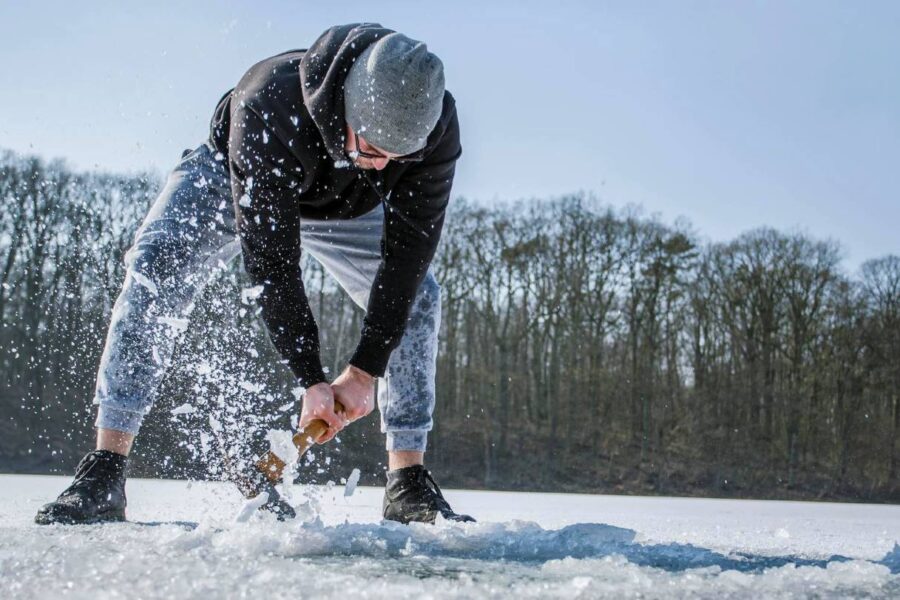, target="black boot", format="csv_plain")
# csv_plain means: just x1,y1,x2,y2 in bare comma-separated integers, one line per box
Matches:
383,465,475,524
233,468,296,521
35,450,127,525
